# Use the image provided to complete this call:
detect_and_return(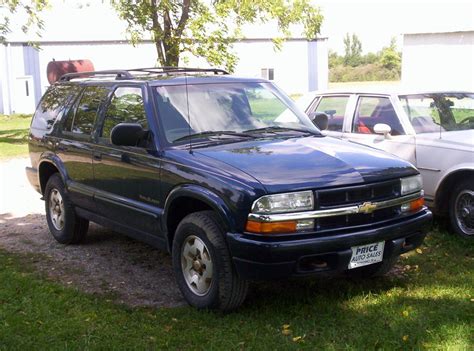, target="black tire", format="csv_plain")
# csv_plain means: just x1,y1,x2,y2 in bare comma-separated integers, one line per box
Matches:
44,173,89,244
172,211,249,311
346,256,397,279
449,179,474,238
